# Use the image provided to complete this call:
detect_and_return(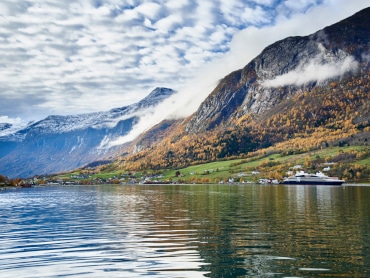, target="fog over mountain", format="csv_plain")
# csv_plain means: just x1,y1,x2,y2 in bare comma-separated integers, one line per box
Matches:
0,88,174,178
119,7,370,171
0,6,369,178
